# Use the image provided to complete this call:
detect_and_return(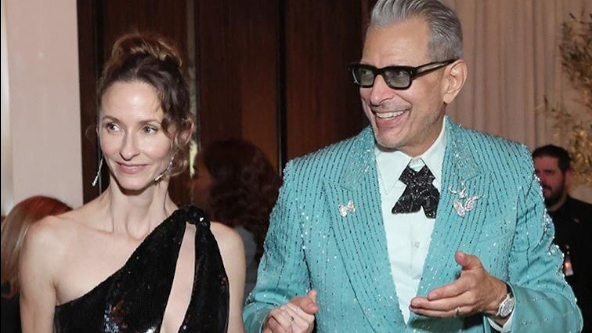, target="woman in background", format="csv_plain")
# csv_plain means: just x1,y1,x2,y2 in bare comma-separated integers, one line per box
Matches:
19,33,245,333
192,139,281,299
1,196,71,333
